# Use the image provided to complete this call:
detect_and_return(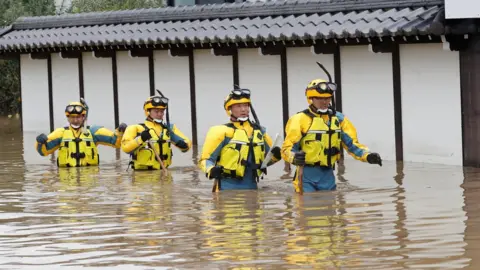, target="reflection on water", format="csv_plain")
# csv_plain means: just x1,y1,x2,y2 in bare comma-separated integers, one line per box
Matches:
0,117,478,269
